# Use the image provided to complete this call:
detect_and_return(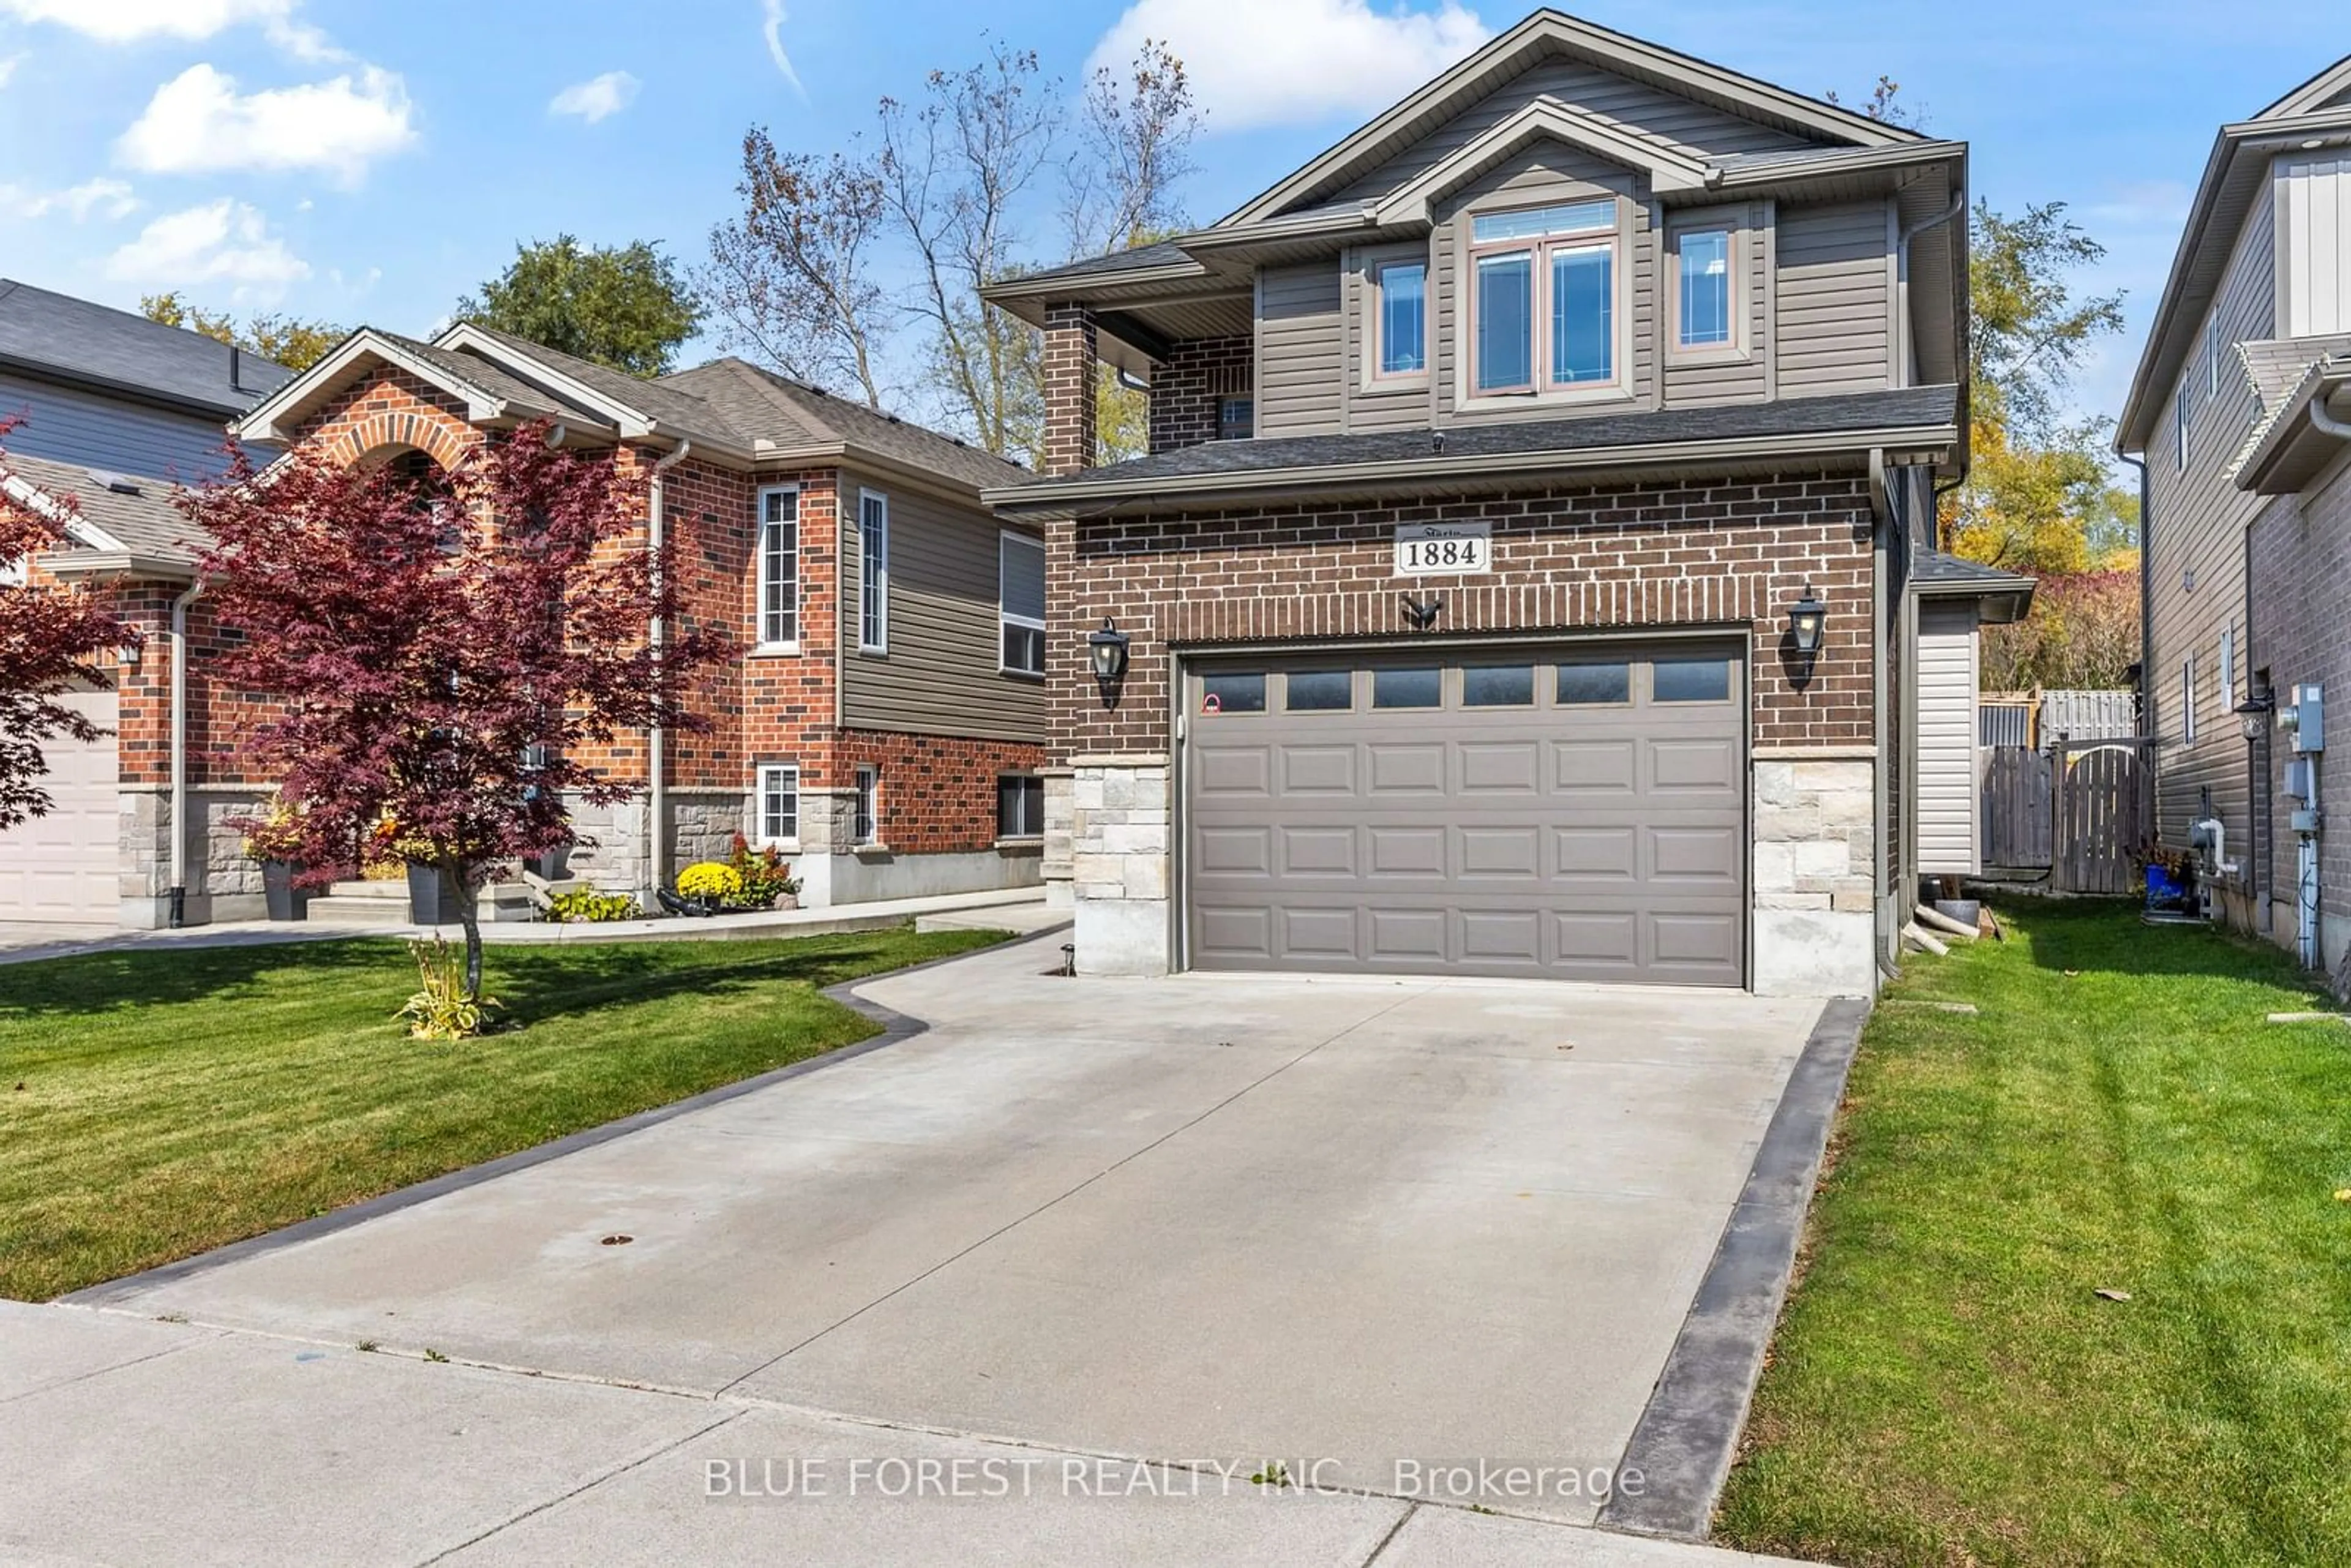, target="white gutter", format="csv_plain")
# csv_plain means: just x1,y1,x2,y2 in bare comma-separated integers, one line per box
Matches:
645,440,692,897
167,580,203,928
